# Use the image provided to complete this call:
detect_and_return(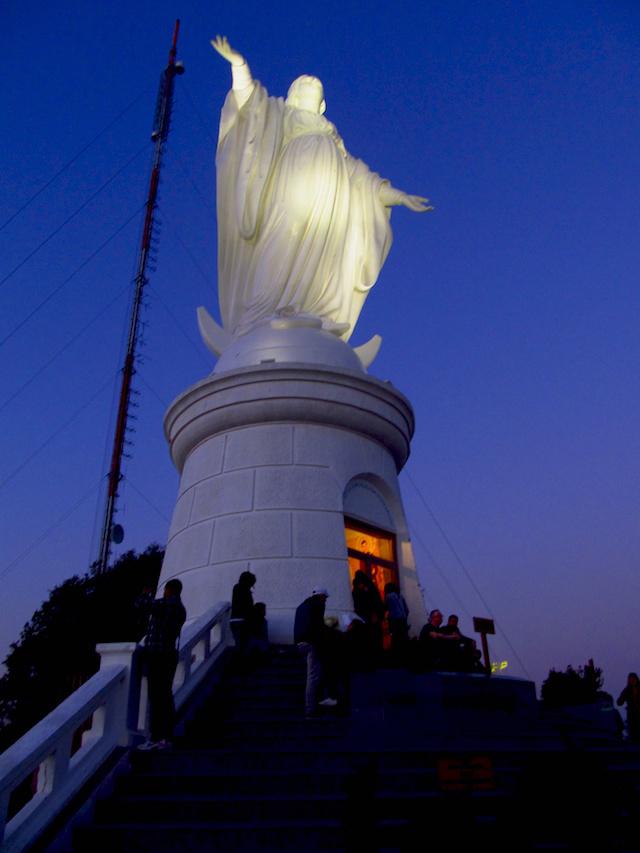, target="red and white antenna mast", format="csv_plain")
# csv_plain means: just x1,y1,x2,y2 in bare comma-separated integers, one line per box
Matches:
96,20,184,574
